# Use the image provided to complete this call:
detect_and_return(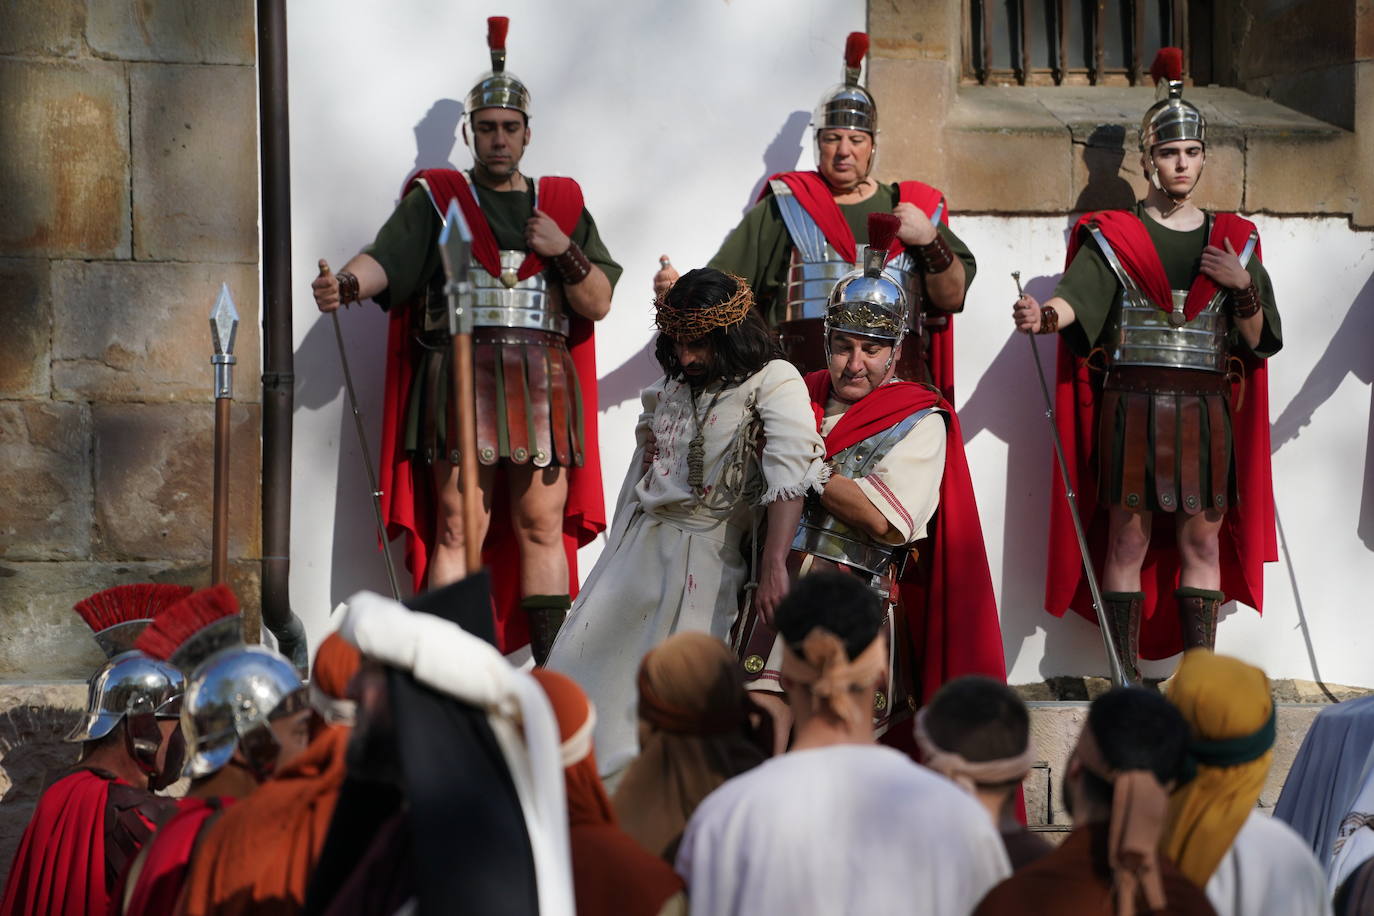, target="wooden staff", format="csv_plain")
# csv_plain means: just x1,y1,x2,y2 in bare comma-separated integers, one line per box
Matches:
209,283,240,587
437,200,483,573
